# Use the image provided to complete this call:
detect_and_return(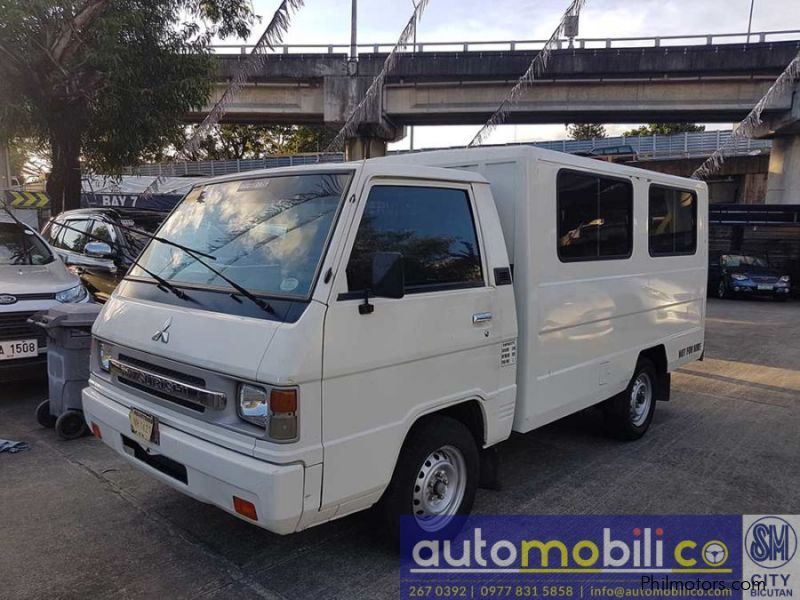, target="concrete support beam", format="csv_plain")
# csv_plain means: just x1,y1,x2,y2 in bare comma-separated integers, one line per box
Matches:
766,136,800,204
345,137,388,160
